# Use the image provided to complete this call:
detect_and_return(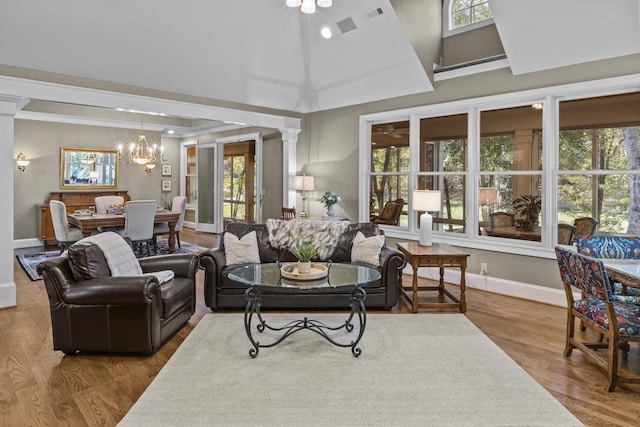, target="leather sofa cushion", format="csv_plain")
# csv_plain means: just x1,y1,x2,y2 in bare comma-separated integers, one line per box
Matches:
160,277,193,318
68,242,112,281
